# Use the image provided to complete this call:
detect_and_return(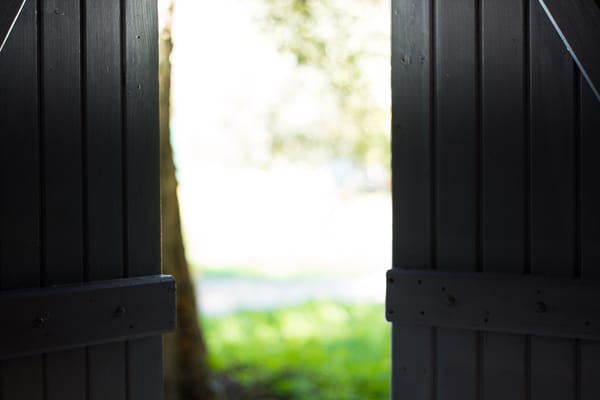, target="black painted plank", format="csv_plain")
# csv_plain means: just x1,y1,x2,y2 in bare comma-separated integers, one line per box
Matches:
0,0,26,53
89,343,126,400
0,1,43,398
0,0,40,294
529,1,577,399
42,0,83,284
84,0,123,285
0,357,43,400
41,1,86,399
538,0,600,101
128,337,164,400
434,0,478,399
480,0,527,398
580,71,600,400
124,0,160,279
45,350,86,399
123,0,162,398
391,0,434,399
83,0,126,398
